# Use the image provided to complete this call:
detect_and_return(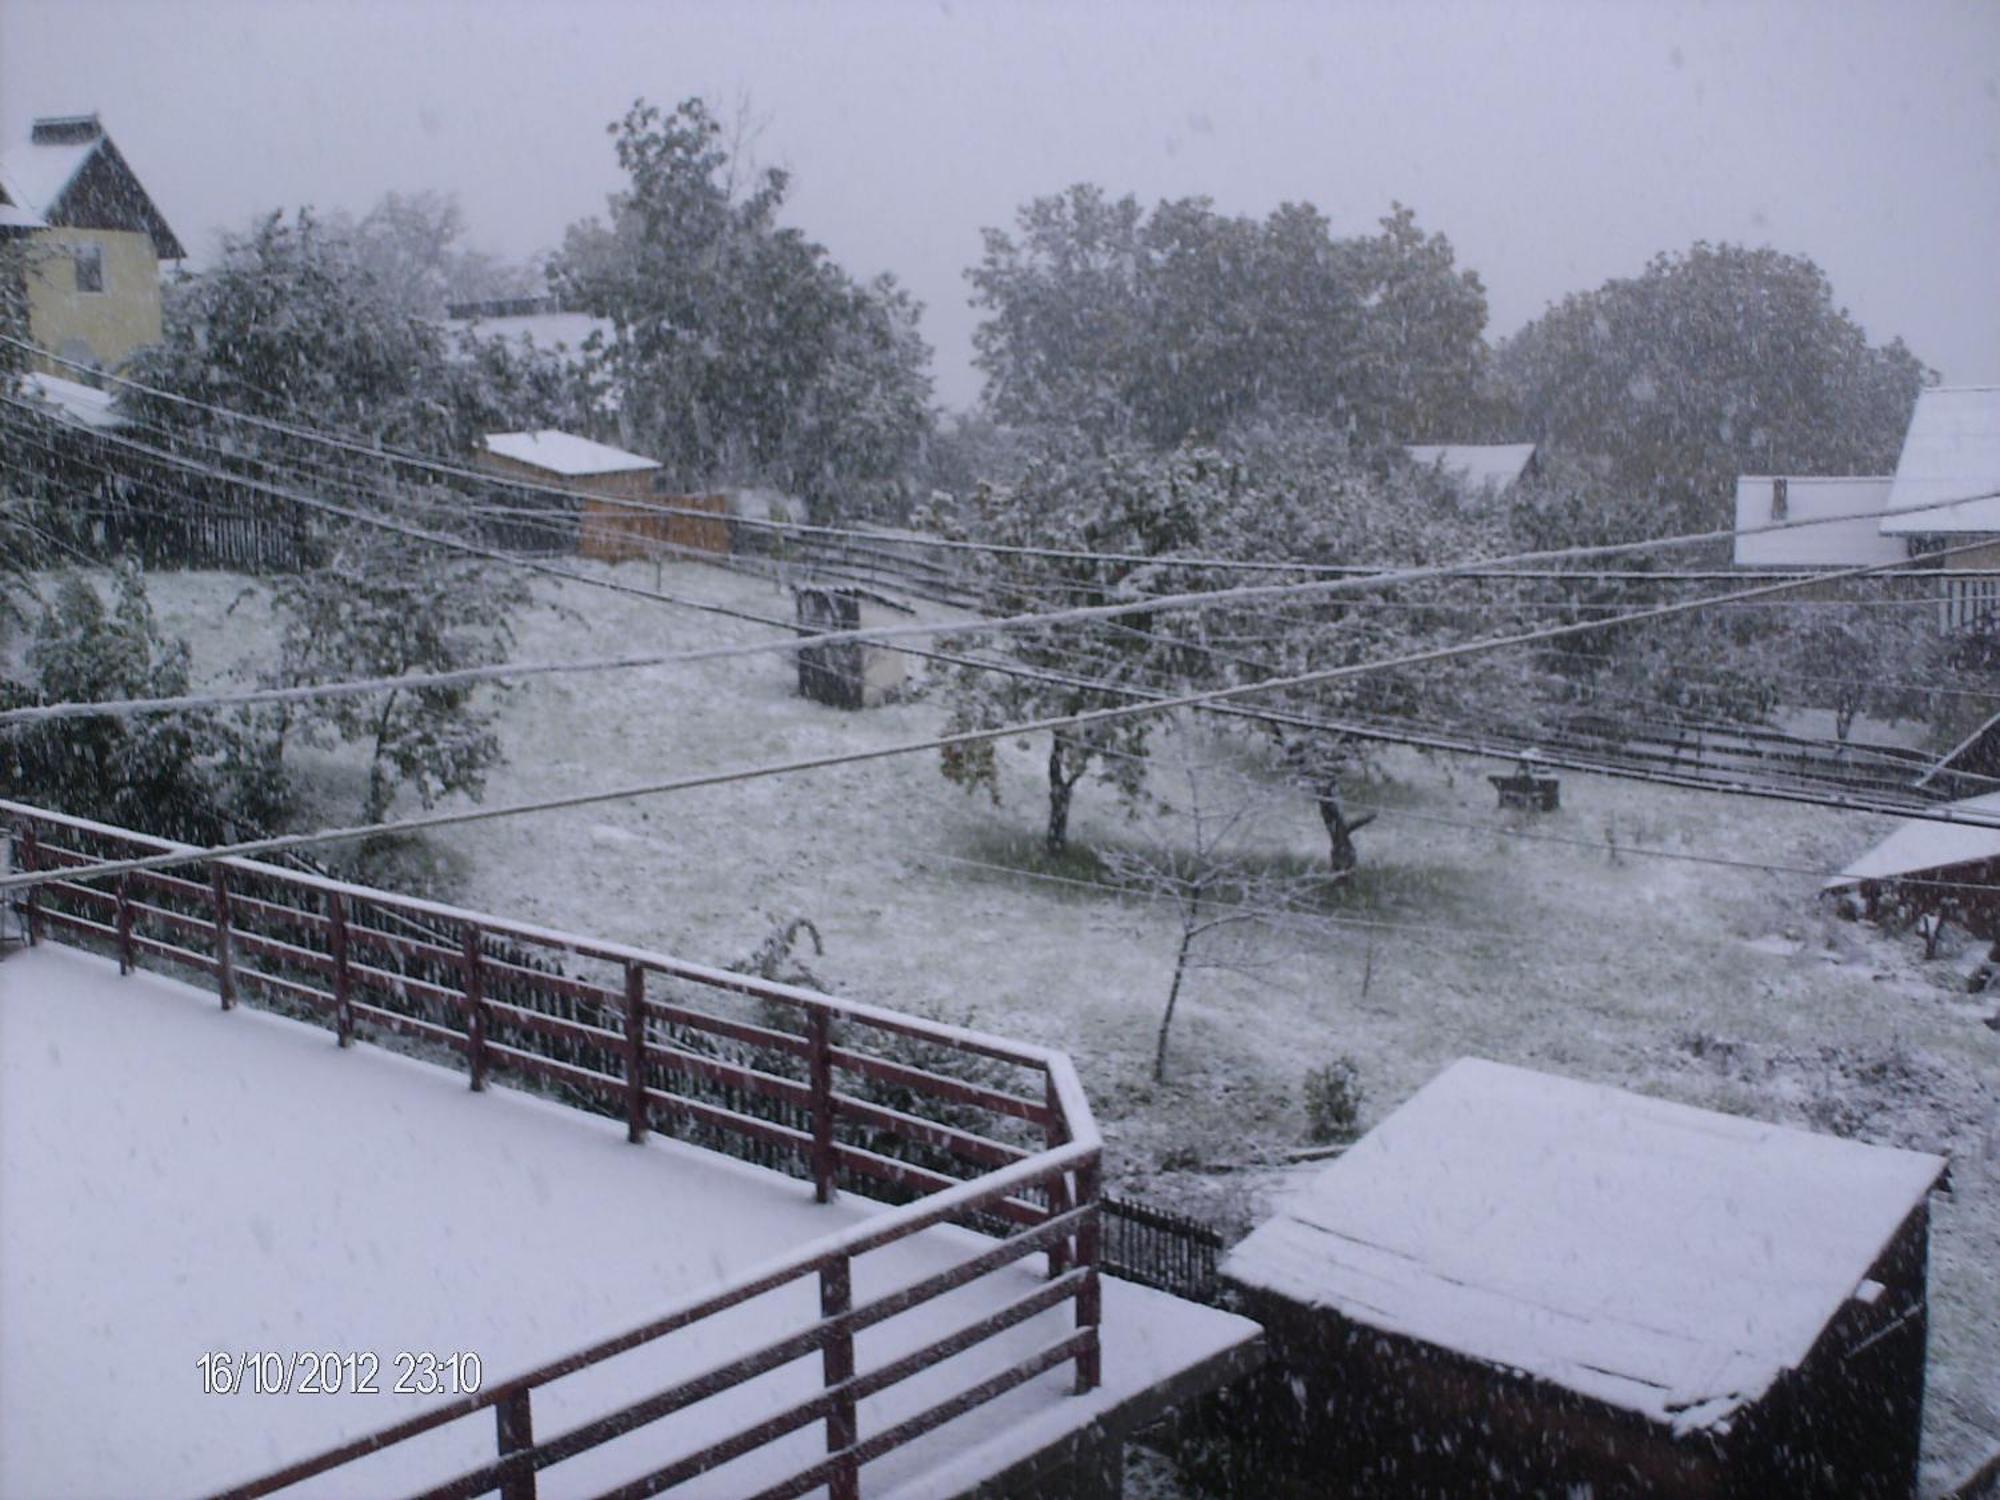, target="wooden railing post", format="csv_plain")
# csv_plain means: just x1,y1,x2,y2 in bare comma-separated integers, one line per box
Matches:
464,922,487,1091
1044,1072,1072,1279
328,892,351,1044
1074,1153,1102,1394
115,874,135,974
211,865,235,1010
17,824,41,946
623,962,647,1144
495,1387,537,1500
820,1254,859,1500
808,1008,835,1204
